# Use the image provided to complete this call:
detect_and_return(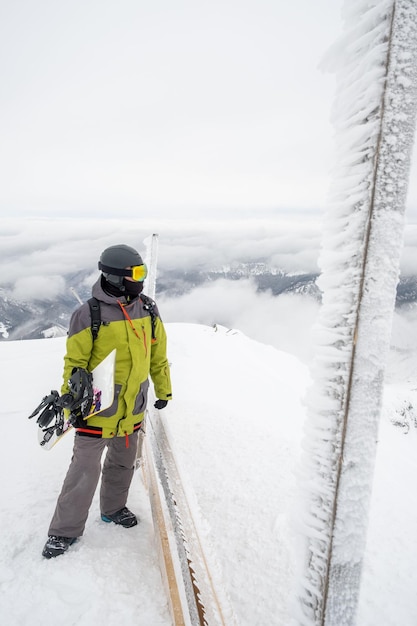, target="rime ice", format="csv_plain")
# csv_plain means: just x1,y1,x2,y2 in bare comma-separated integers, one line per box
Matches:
295,2,417,625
